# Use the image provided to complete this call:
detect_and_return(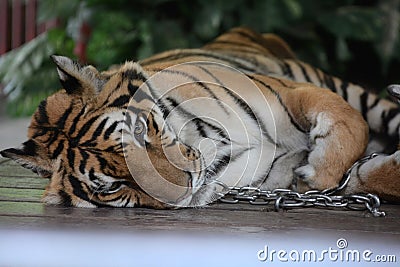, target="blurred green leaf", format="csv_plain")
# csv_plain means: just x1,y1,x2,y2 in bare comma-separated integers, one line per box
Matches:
318,7,383,41
336,37,352,61
283,0,303,18
0,33,54,96
37,0,81,22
